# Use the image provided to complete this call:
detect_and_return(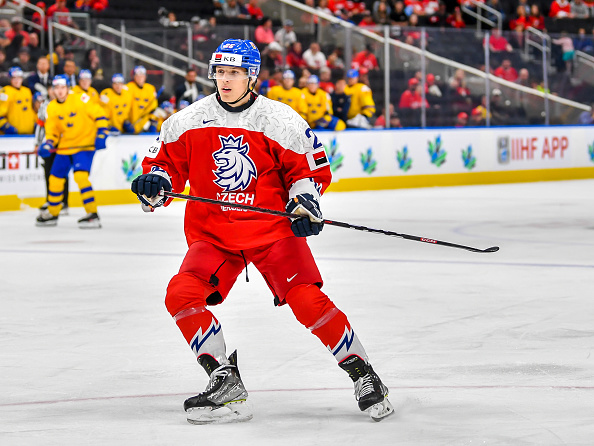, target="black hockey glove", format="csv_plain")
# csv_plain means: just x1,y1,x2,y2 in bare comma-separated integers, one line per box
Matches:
286,193,324,237
131,166,172,212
